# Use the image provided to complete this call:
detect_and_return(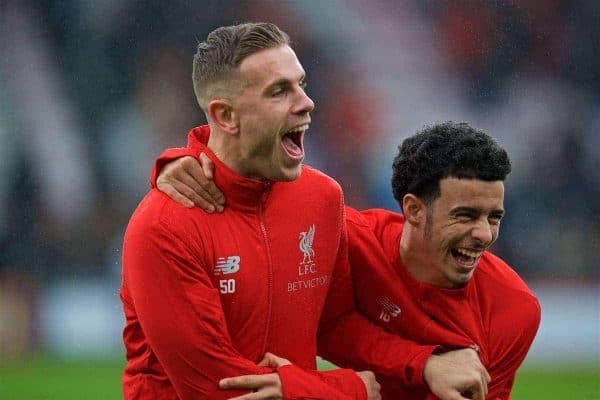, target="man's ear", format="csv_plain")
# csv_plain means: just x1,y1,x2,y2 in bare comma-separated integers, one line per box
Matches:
207,99,239,135
402,194,427,226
